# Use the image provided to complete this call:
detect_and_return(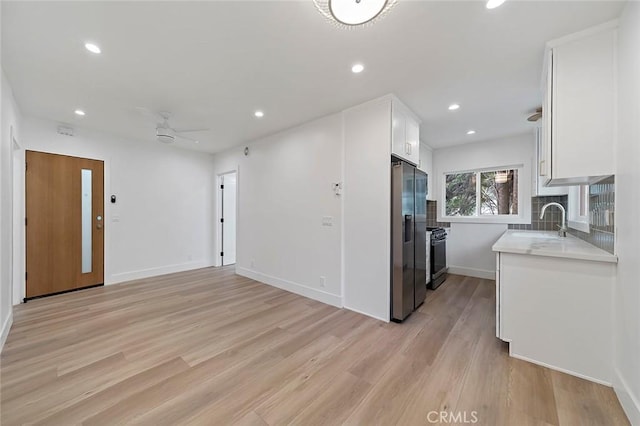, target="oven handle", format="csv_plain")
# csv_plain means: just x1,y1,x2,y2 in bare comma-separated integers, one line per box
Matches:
431,238,446,246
